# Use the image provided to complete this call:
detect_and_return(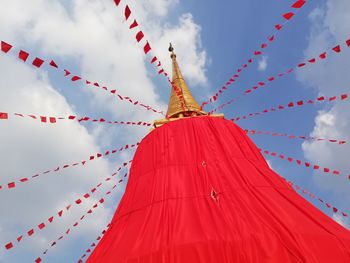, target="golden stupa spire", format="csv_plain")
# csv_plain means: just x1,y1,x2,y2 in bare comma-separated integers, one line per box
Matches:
153,44,223,128
166,43,206,118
